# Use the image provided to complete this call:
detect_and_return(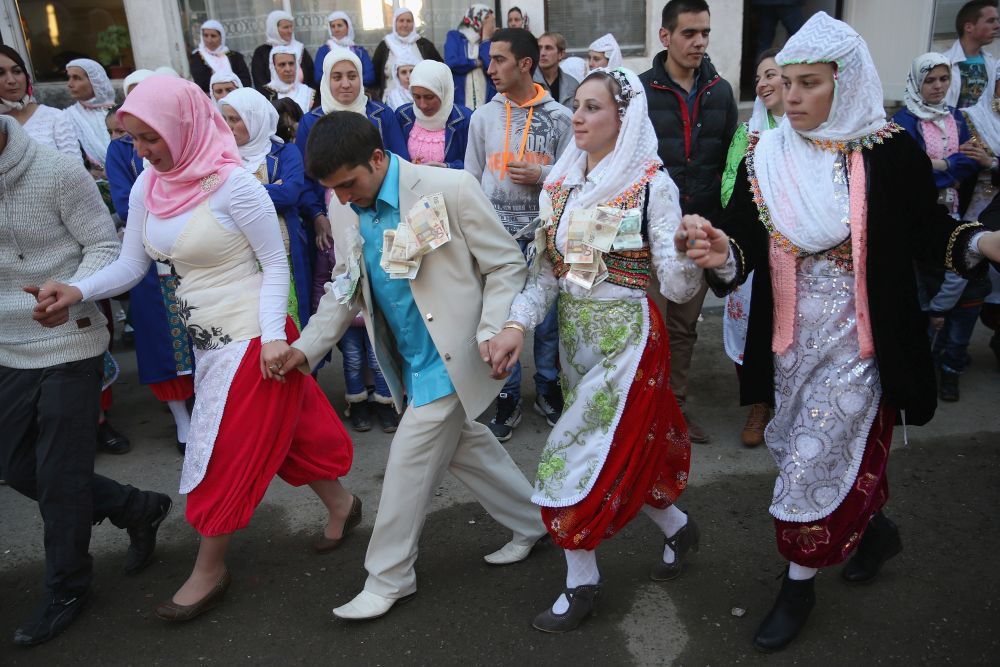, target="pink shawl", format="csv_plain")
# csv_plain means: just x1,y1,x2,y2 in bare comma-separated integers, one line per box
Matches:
118,77,240,218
